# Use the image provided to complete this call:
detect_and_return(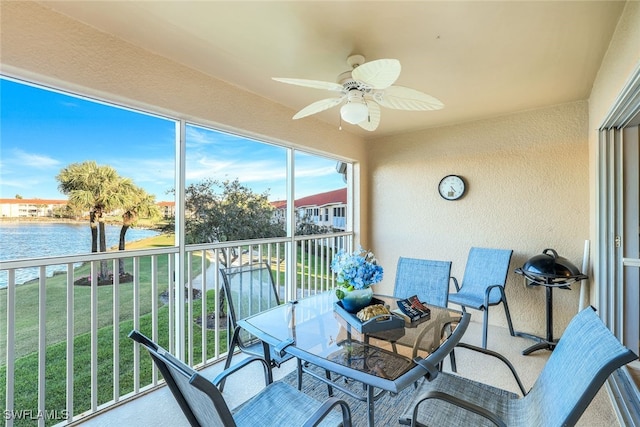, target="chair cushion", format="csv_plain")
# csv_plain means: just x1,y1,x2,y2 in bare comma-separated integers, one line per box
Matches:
233,381,343,427
399,373,519,426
